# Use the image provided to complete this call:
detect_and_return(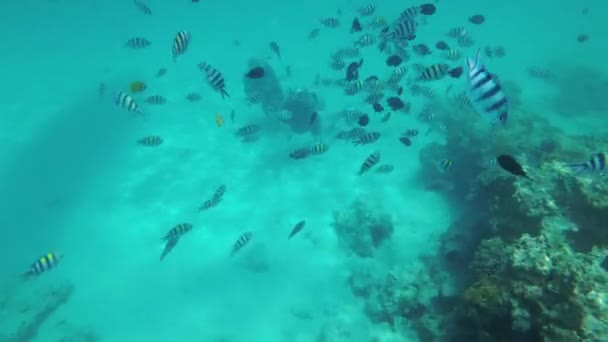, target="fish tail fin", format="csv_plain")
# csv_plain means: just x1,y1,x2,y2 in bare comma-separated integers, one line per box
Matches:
565,163,588,174
221,89,230,99
20,271,33,280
